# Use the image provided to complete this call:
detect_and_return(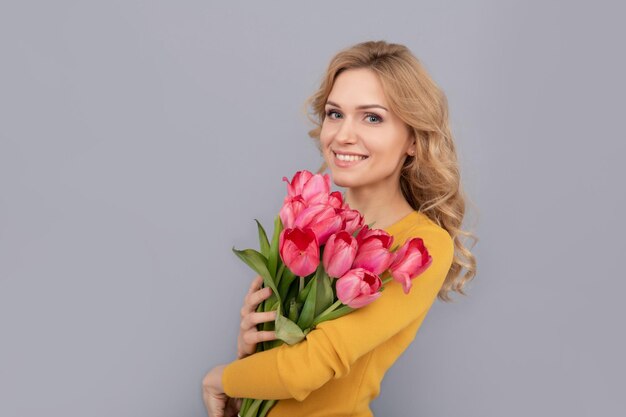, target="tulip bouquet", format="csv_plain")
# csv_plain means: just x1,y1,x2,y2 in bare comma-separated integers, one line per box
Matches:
232,170,433,417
